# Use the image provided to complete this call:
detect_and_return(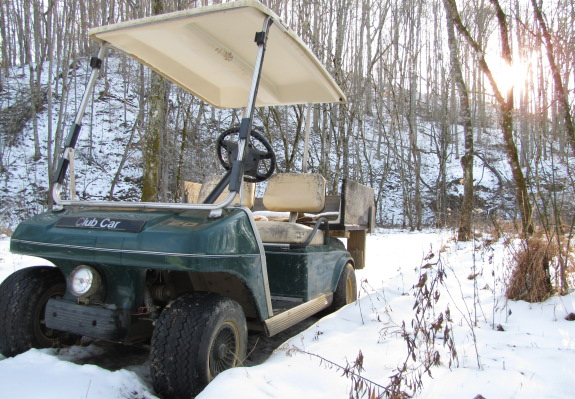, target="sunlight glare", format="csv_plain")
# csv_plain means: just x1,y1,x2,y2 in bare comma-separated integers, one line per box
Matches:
486,52,534,96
